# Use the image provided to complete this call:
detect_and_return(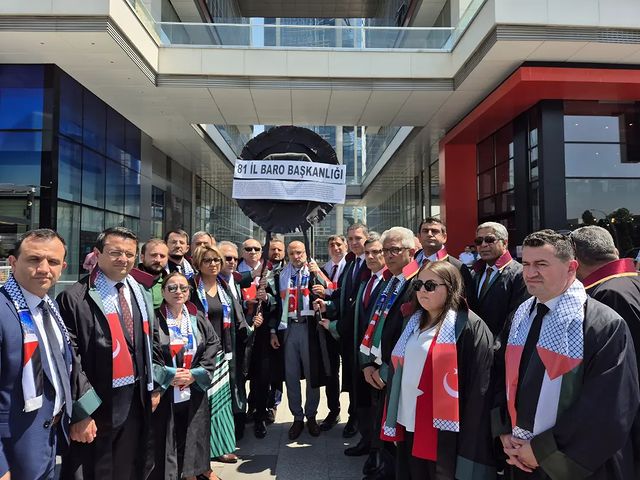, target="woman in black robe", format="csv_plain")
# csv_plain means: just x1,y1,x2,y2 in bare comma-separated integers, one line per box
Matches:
151,272,220,480
380,260,496,479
